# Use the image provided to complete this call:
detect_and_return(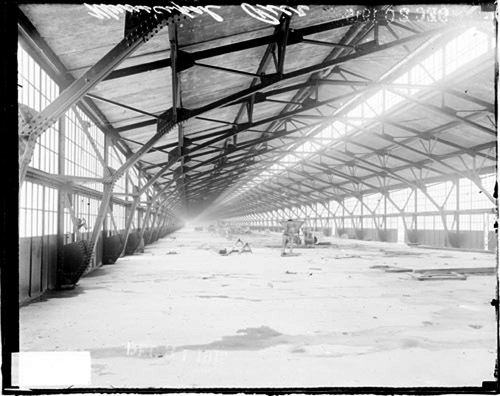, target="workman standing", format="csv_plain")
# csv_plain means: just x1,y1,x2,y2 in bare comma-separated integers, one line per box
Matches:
281,219,296,256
